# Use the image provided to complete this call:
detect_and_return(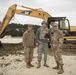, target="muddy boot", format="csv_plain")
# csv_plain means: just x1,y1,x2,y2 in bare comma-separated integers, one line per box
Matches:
57,65,64,74
37,61,41,68
52,62,59,70
26,63,31,68
44,61,49,67
29,62,34,67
